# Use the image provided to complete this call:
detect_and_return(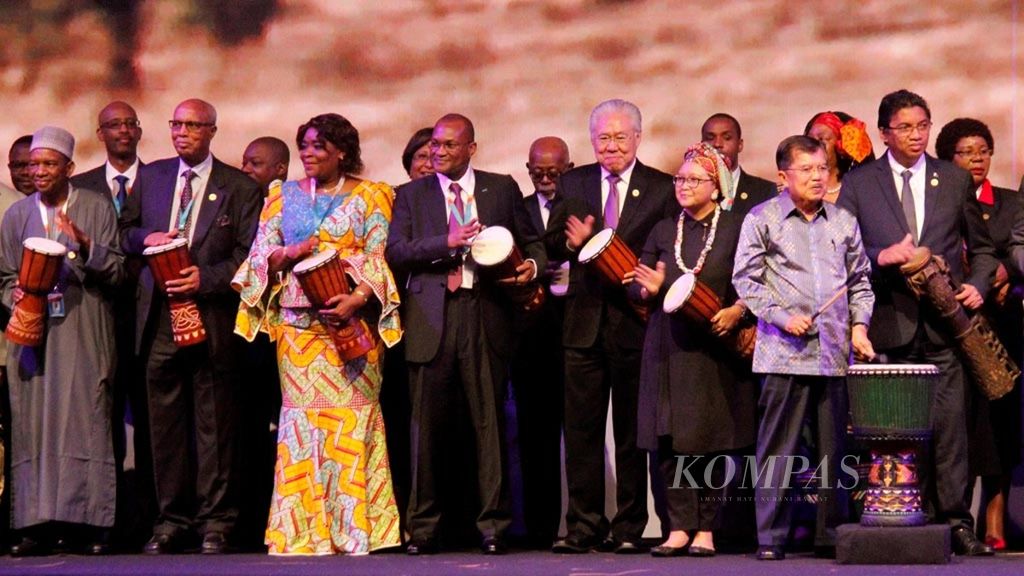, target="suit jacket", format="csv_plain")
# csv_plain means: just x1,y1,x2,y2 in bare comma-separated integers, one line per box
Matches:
119,156,262,355
386,169,546,363
545,160,677,350
732,169,777,216
838,153,997,349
